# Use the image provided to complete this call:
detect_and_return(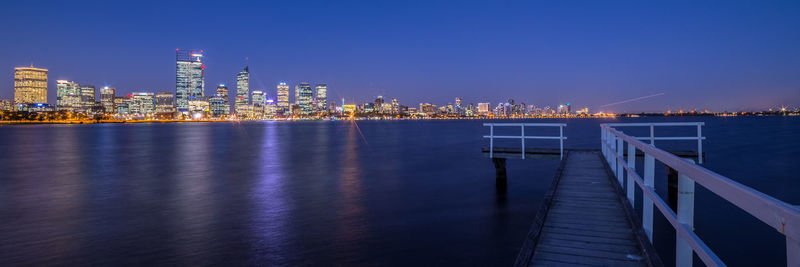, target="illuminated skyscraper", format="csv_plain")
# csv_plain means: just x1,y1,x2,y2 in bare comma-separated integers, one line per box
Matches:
155,92,175,114
80,85,96,111
277,82,289,113
294,85,300,105
315,84,327,113
215,84,229,114
251,90,266,116
235,66,250,116
100,86,116,113
176,49,204,113
56,80,81,111
14,66,48,104
298,83,313,114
